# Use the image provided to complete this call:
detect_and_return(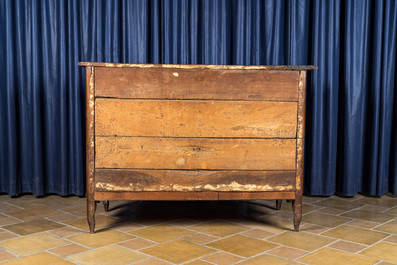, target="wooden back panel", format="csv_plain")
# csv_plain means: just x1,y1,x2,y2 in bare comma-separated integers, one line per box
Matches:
95,99,297,138
83,63,315,193
94,67,299,101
